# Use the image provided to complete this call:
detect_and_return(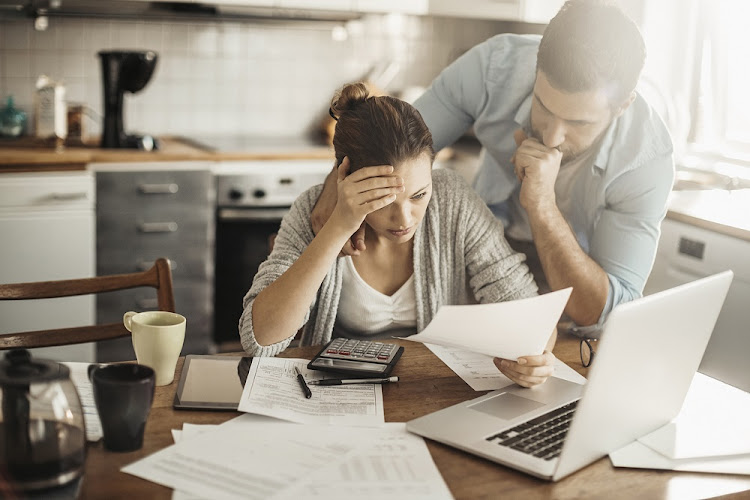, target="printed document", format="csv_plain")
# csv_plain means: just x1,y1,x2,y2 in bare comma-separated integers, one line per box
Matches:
238,357,384,426
280,423,453,500
426,344,586,391
610,440,750,476
62,362,103,441
637,372,750,459
122,413,380,500
166,422,452,500
403,288,572,360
